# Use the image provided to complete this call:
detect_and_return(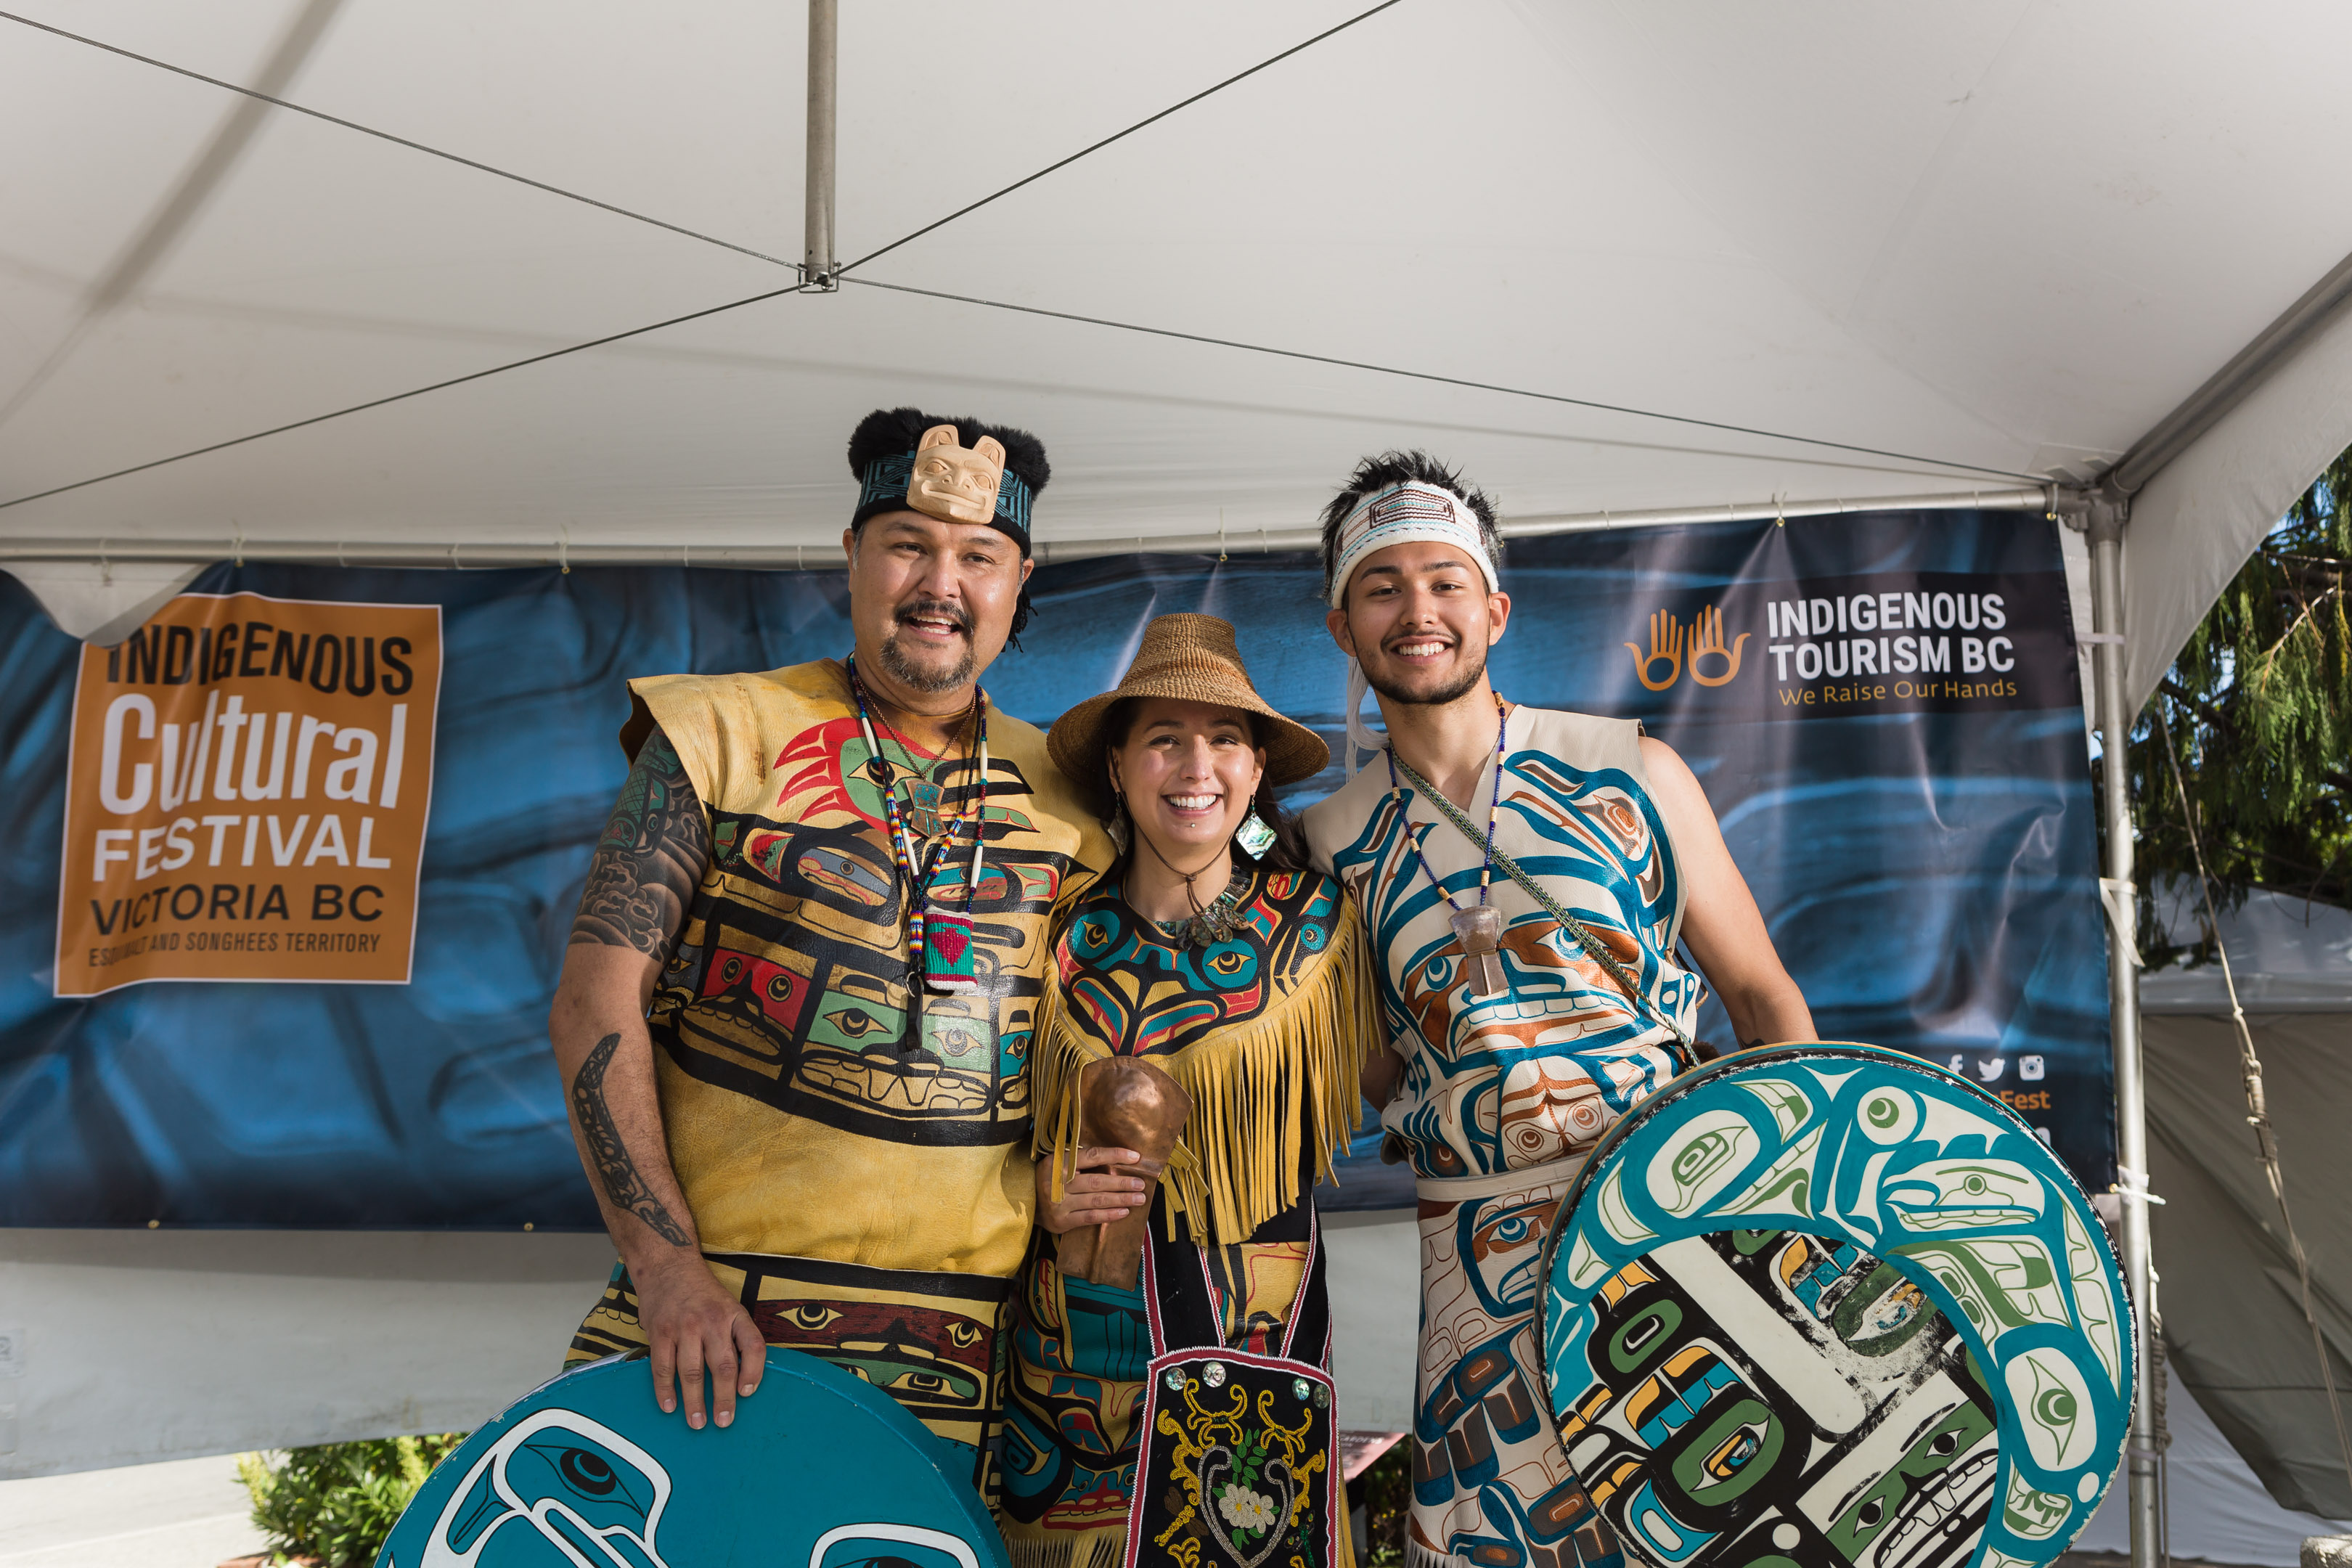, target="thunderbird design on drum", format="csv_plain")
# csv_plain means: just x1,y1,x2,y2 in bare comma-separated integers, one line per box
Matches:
1535,1045,2131,1568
